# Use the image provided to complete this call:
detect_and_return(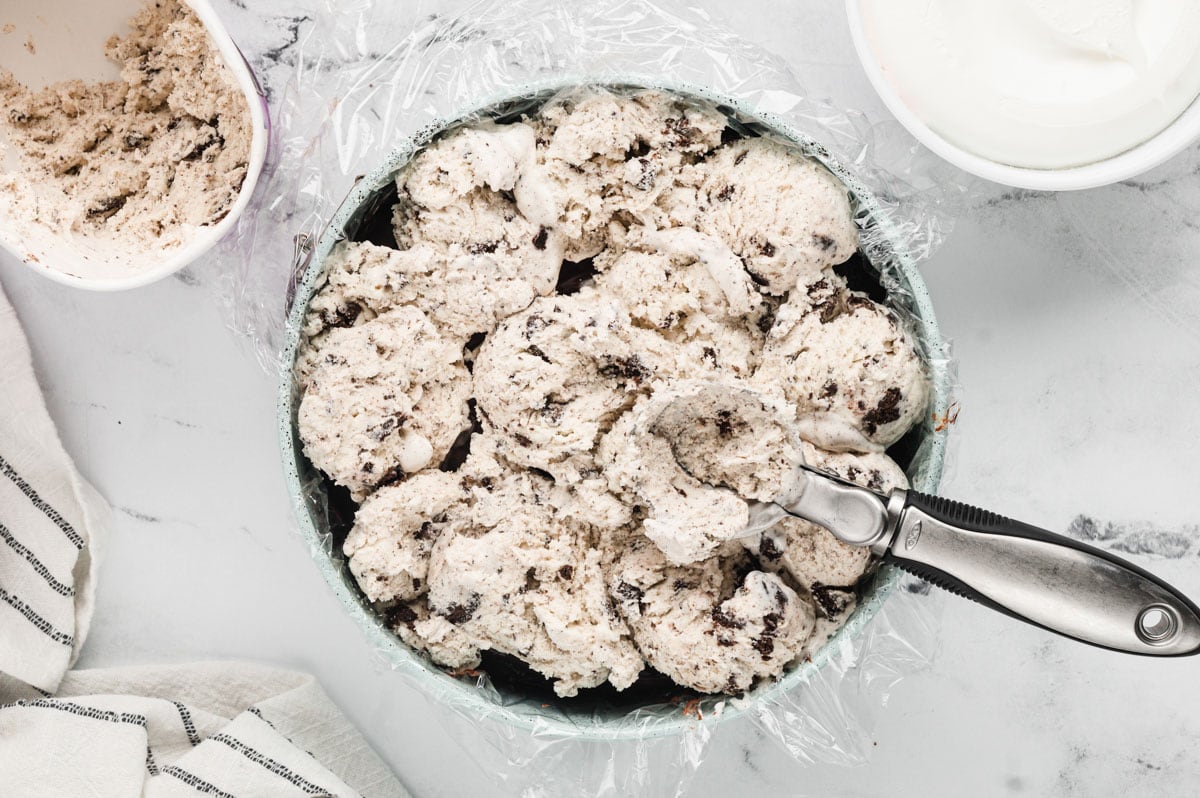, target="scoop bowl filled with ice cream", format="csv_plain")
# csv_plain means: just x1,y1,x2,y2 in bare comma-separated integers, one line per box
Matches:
278,83,953,738
0,0,268,289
